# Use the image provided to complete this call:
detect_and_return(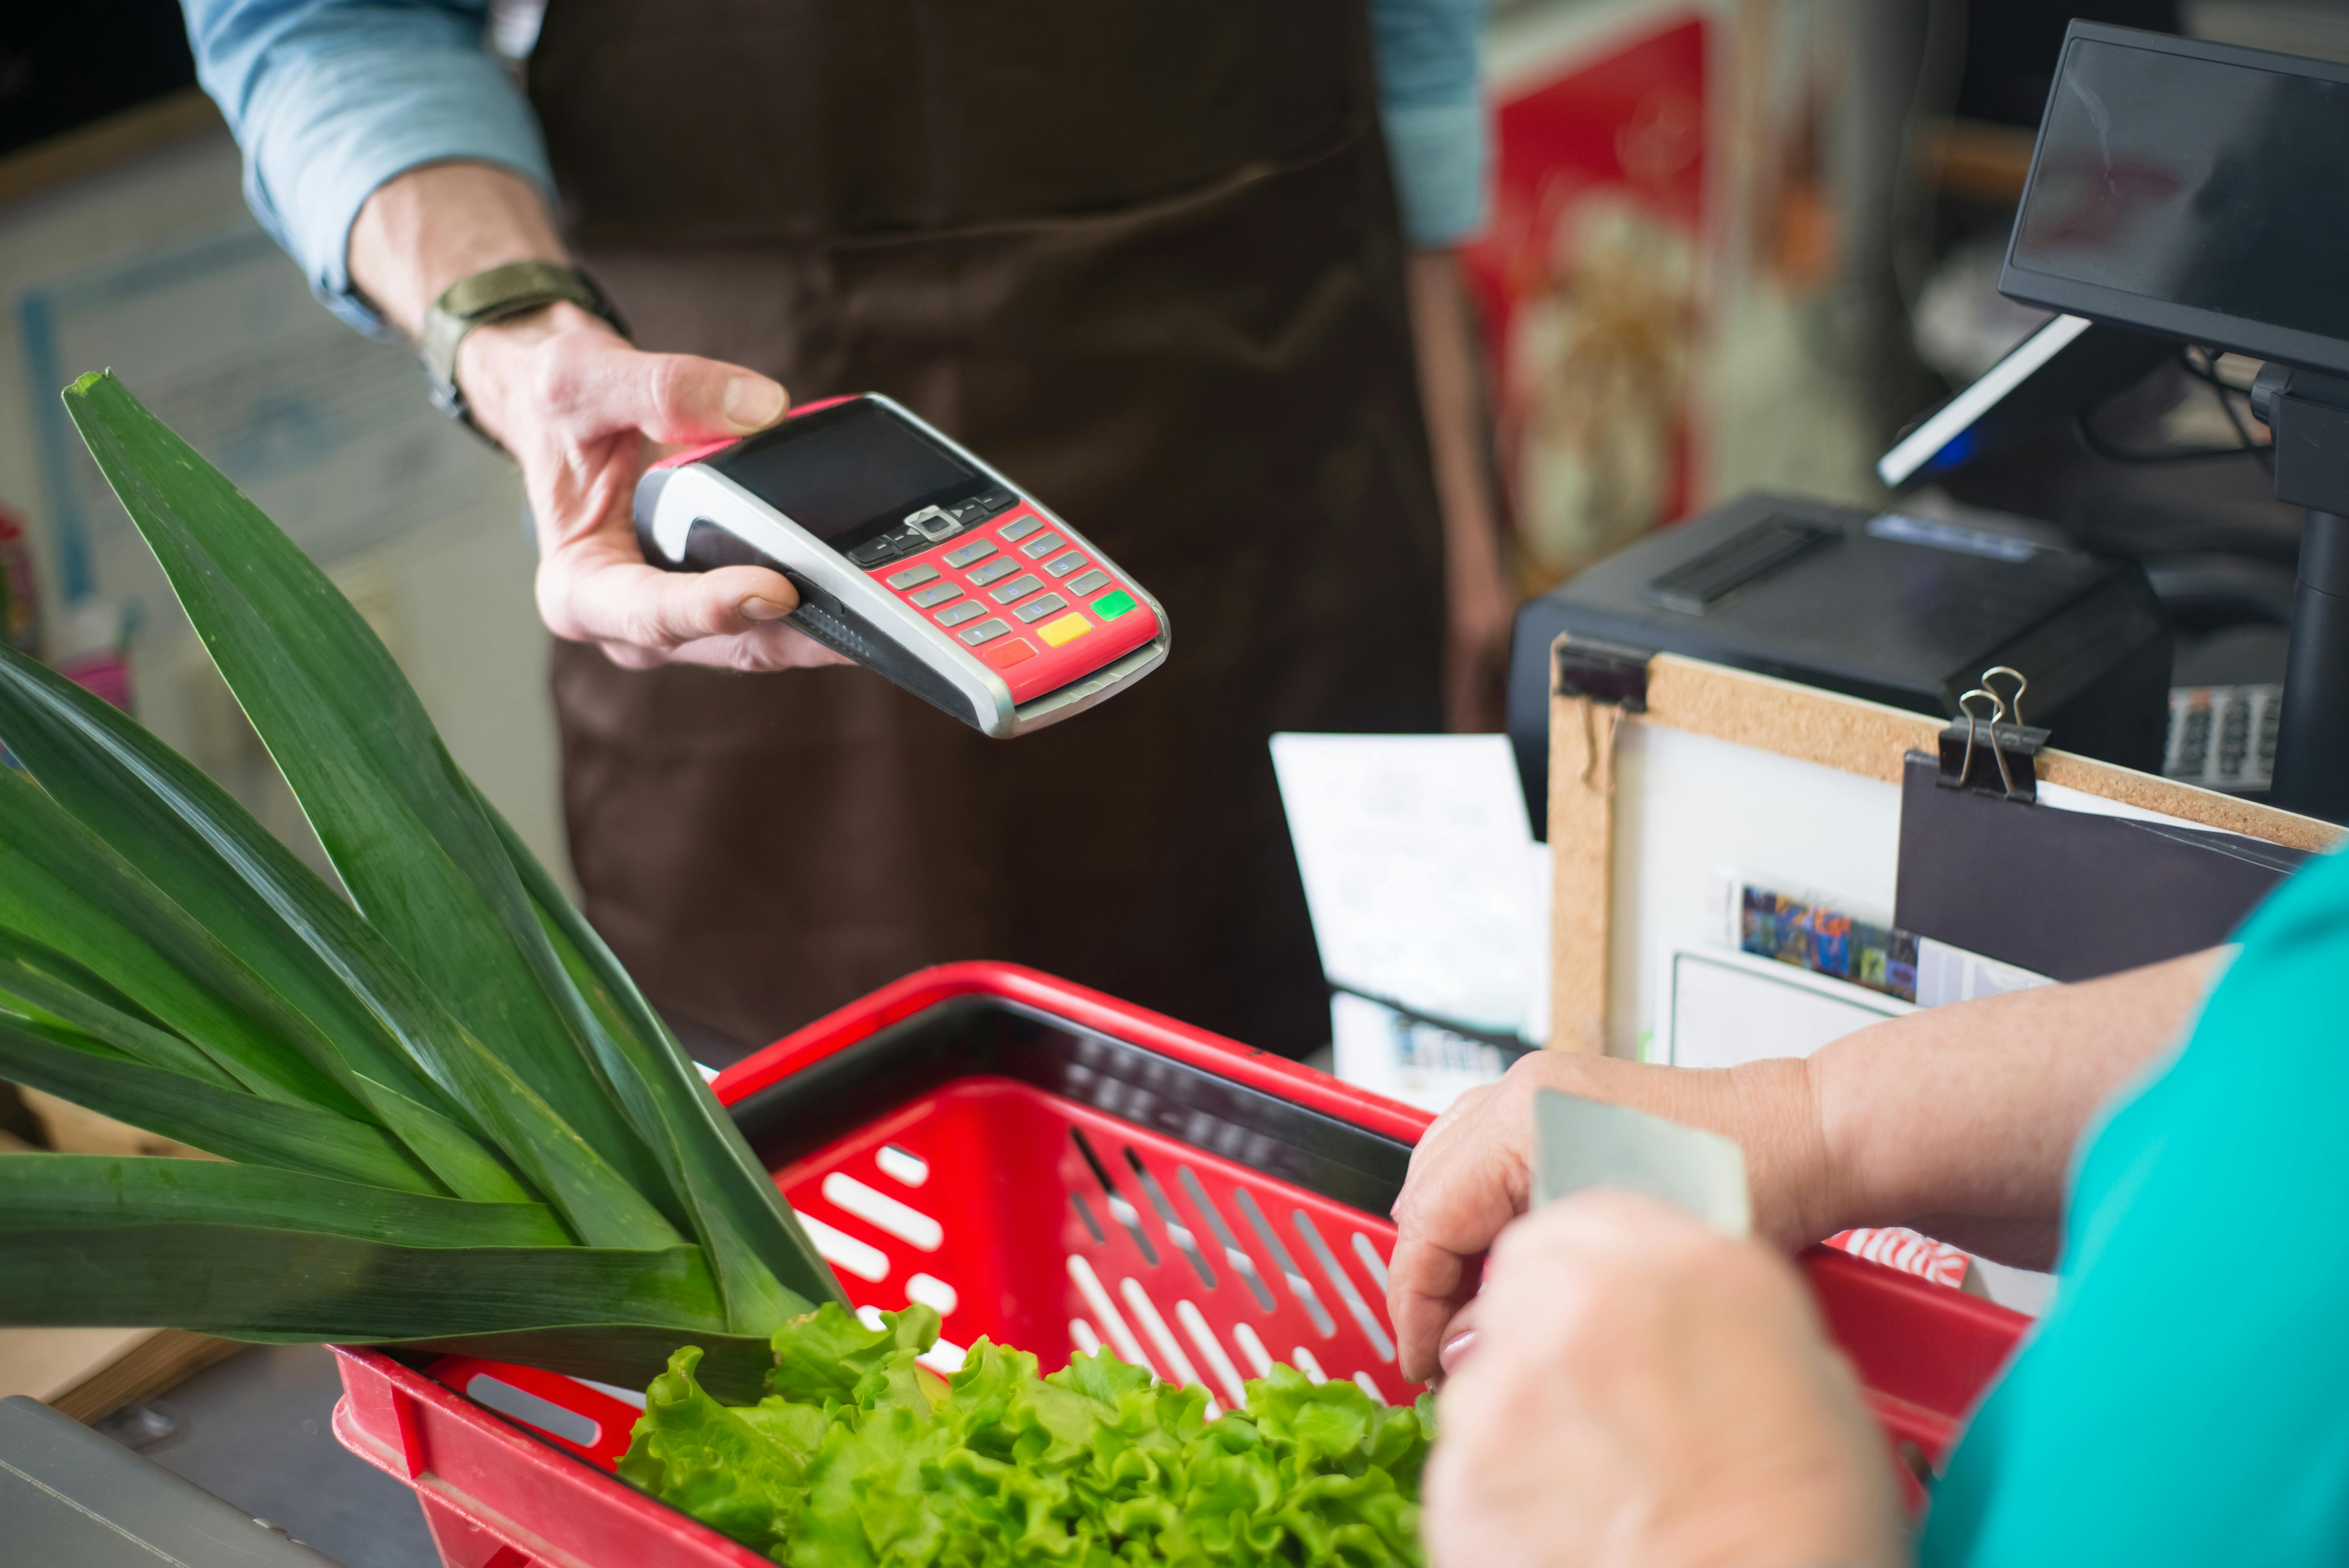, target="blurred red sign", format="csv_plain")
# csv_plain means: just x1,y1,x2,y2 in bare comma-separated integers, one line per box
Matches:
1461,10,1711,590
